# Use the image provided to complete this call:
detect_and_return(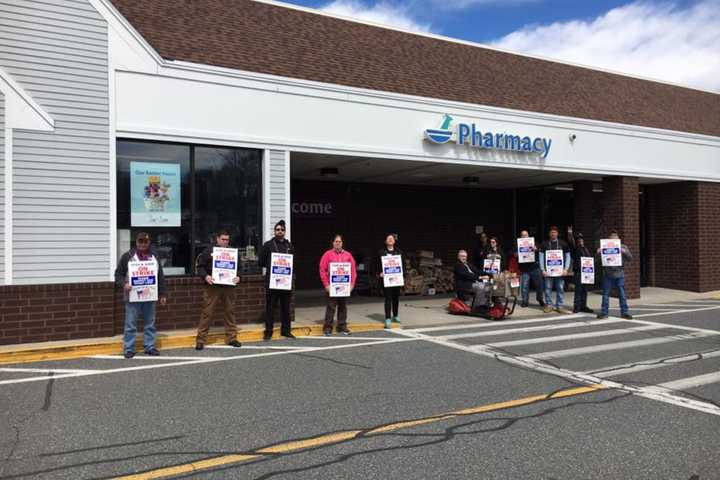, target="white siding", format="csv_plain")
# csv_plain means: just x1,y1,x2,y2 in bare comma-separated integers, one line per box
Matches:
0,92,5,285
0,0,109,284
264,149,290,240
